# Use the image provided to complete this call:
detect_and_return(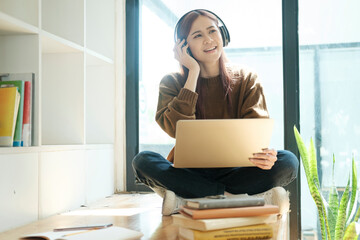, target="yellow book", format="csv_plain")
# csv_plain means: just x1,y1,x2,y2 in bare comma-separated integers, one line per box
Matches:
0,87,21,147
179,224,273,240
172,214,278,231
